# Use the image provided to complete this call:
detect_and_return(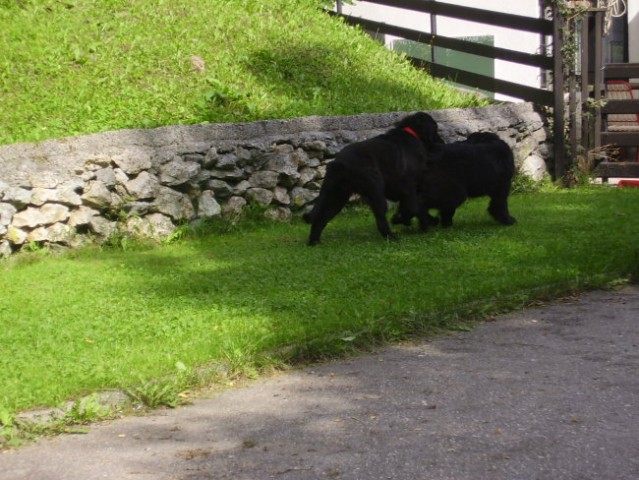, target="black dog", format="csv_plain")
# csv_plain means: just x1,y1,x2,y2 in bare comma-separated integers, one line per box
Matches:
392,131,516,229
303,112,443,245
